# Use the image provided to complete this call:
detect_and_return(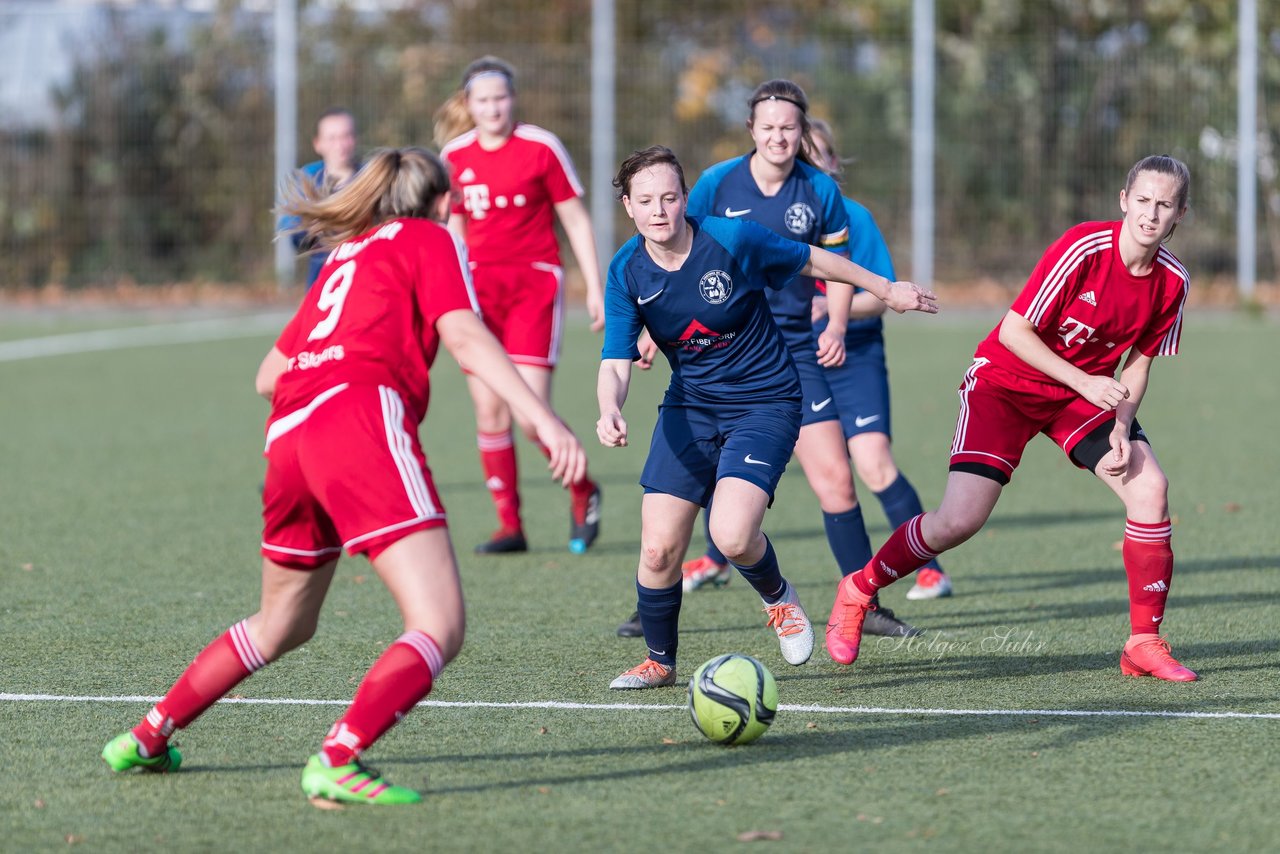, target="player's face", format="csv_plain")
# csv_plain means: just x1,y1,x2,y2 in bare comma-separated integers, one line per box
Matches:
1120,171,1185,249
313,115,357,170
466,76,515,138
749,100,805,170
808,136,837,173
622,165,688,246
